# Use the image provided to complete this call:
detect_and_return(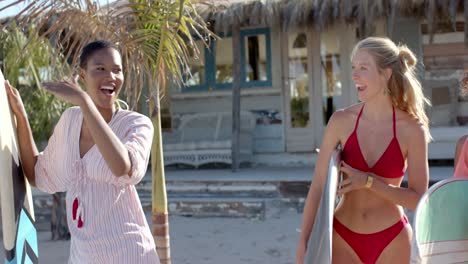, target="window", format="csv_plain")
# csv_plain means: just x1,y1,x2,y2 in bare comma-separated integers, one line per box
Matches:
321,29,343,124
184,40,205,87
241,28,272,87
288,33,309,128
215,37,234,86
182,28,272,92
